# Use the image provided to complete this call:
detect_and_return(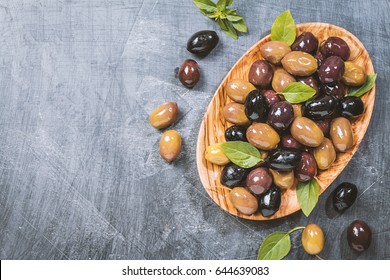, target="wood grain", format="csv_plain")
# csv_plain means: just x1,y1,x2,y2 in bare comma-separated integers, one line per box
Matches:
196,23,375,220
